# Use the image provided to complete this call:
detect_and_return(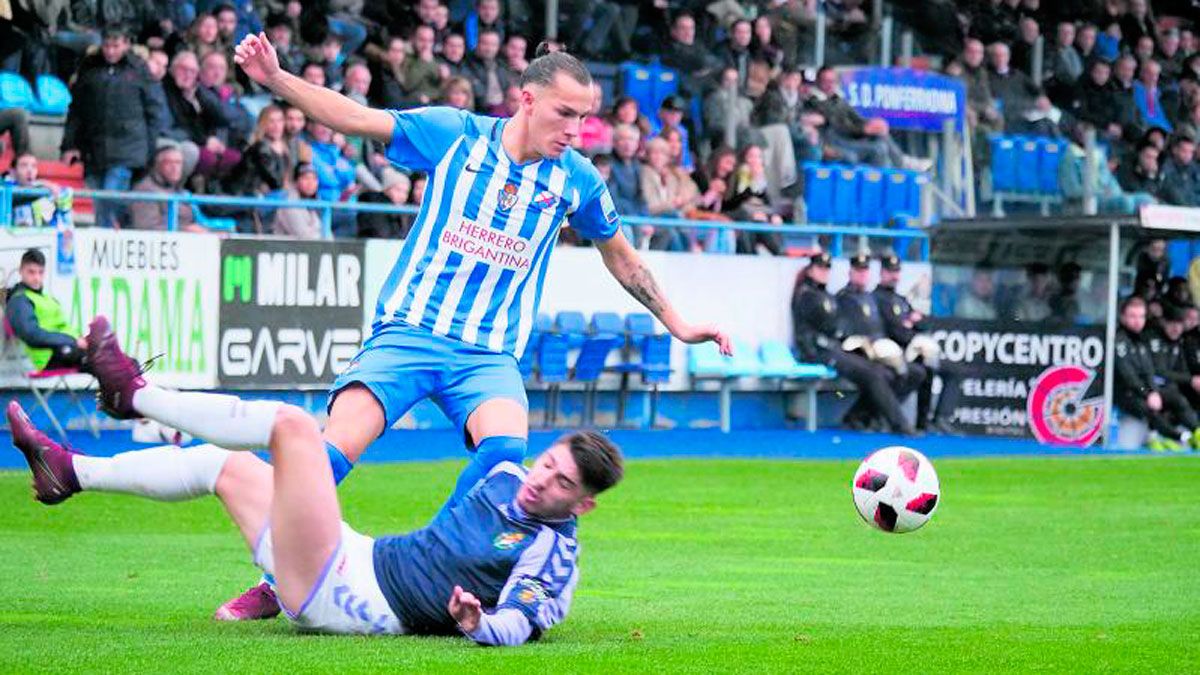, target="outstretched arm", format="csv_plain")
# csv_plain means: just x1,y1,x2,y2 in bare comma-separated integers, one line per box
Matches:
596,230,733,355
233,32,394,143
